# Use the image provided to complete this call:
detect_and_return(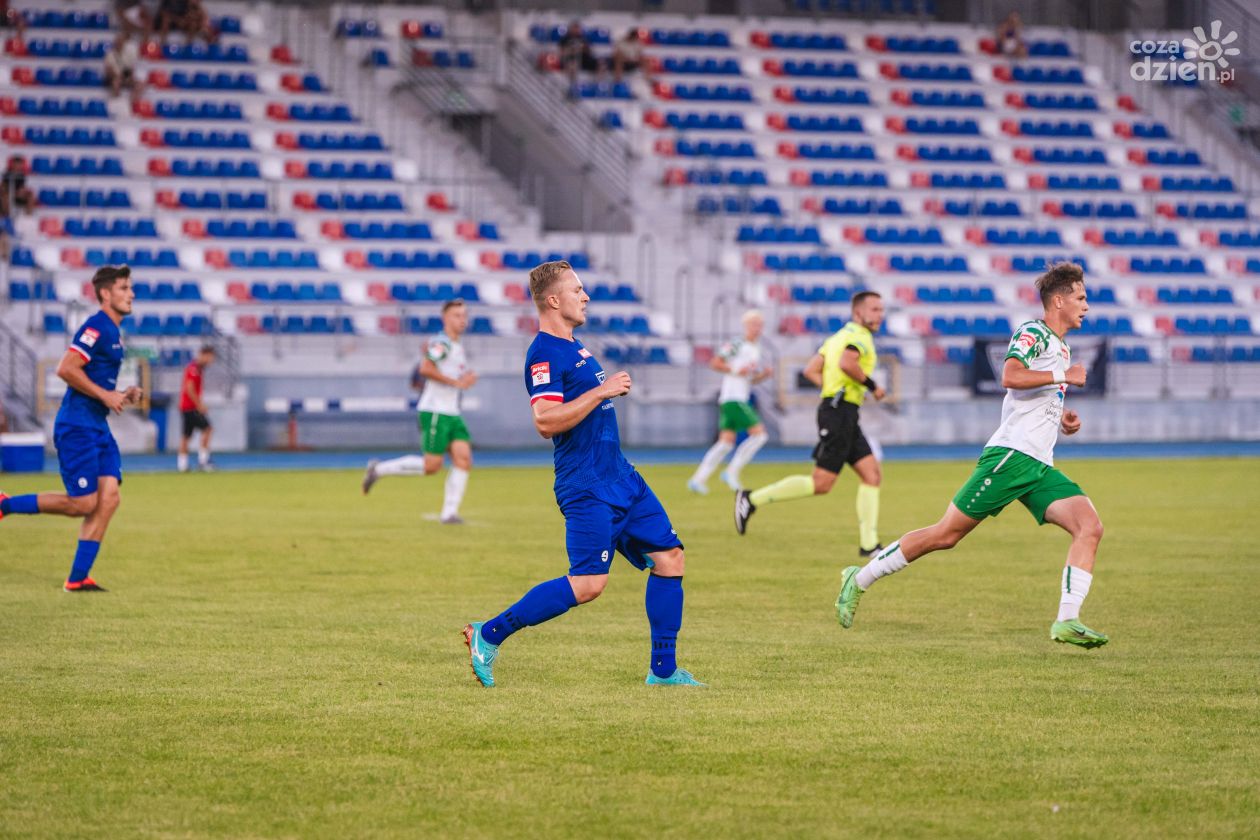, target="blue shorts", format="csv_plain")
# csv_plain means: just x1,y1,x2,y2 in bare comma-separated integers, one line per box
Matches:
54,424,122,497
559,471,683,576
